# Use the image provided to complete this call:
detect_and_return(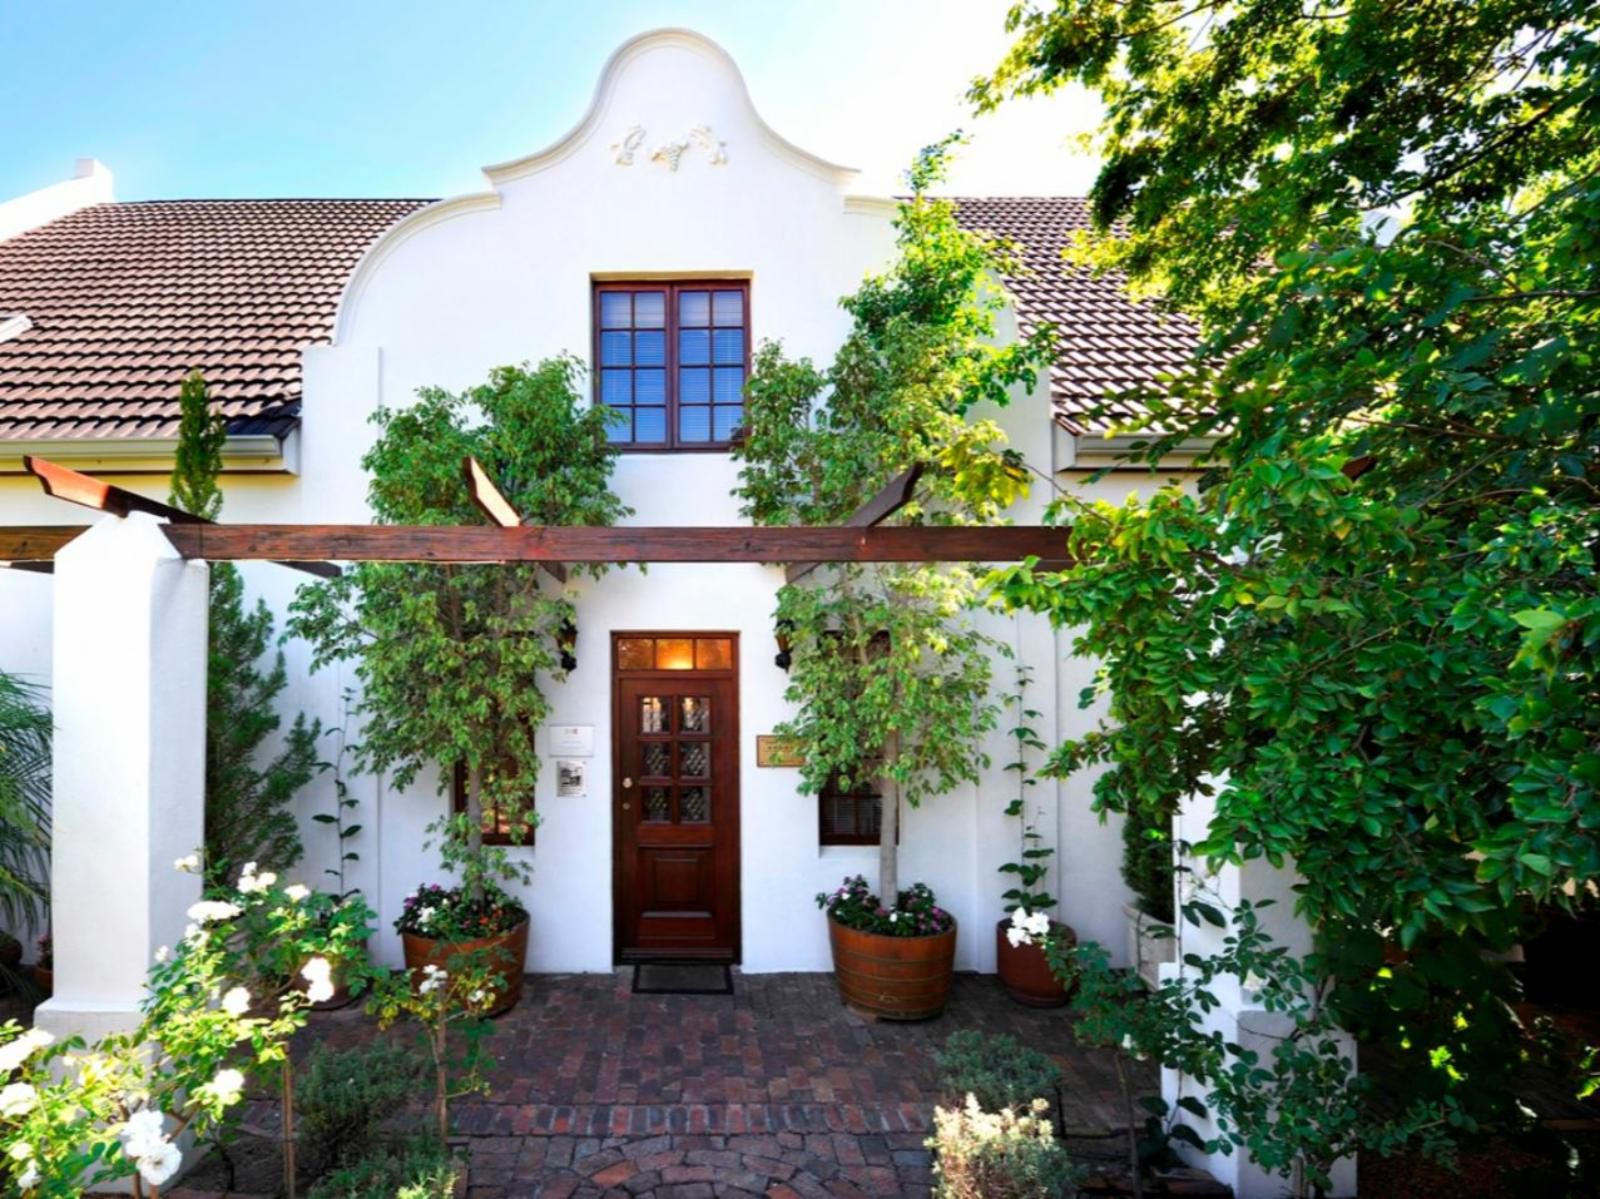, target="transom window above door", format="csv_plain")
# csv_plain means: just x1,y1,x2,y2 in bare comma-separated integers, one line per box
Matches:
594,281,749,449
